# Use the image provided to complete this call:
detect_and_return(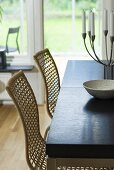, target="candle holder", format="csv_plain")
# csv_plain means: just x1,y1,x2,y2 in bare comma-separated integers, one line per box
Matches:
82,31,114,79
